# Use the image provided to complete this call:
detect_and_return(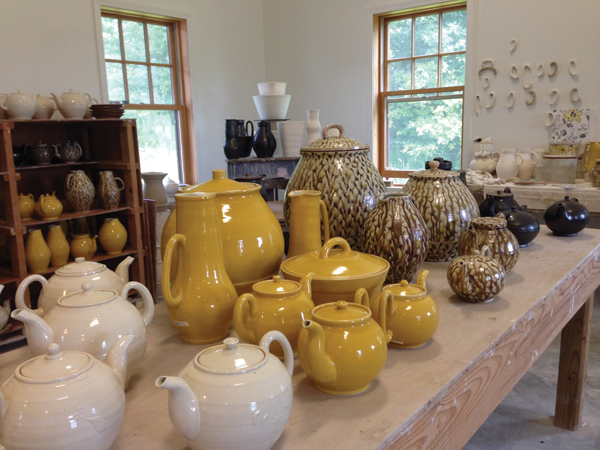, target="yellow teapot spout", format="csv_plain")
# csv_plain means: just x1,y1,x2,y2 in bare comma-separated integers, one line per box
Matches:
416,270,429,289
89,235,98,258
299,272,315,299
300,320,337,385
